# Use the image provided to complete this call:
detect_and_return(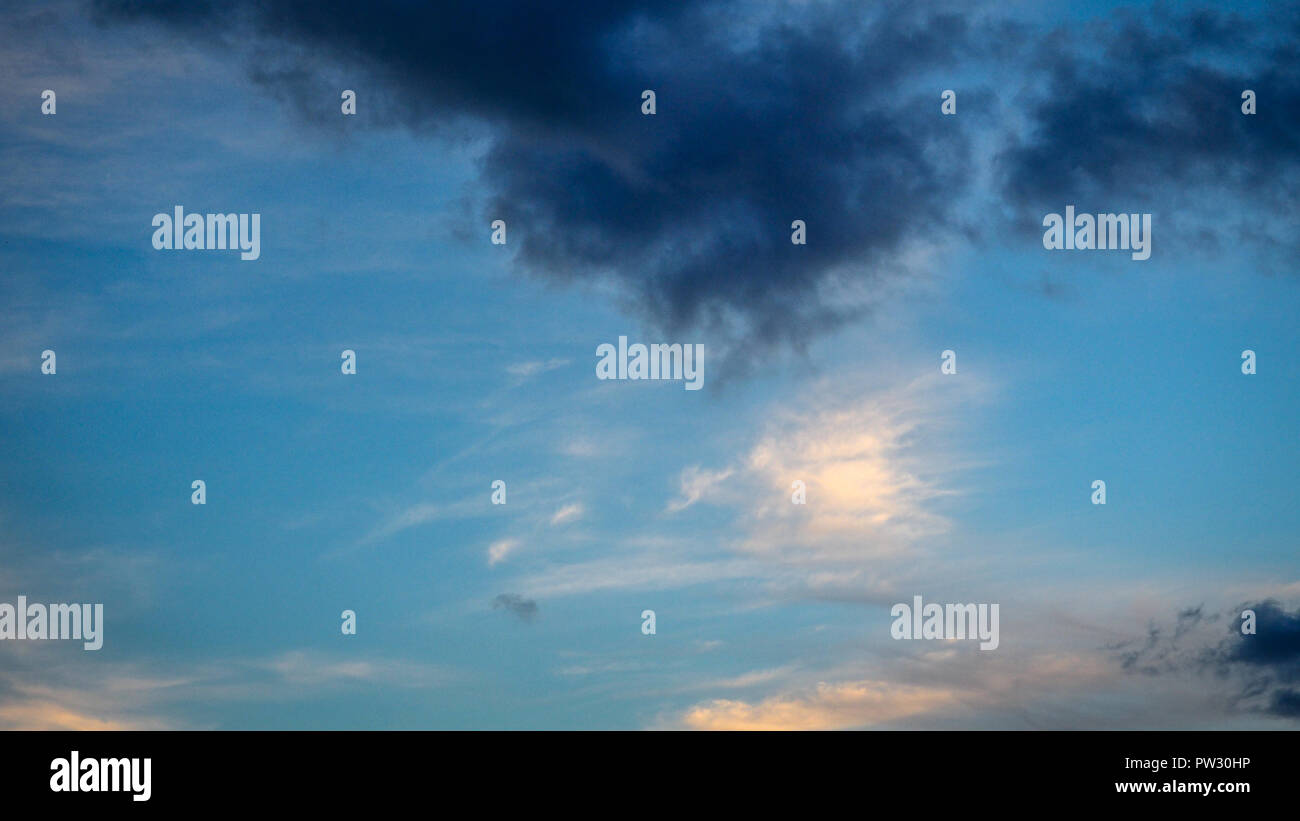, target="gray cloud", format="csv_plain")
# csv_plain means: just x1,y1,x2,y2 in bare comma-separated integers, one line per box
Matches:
492,593,538,623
